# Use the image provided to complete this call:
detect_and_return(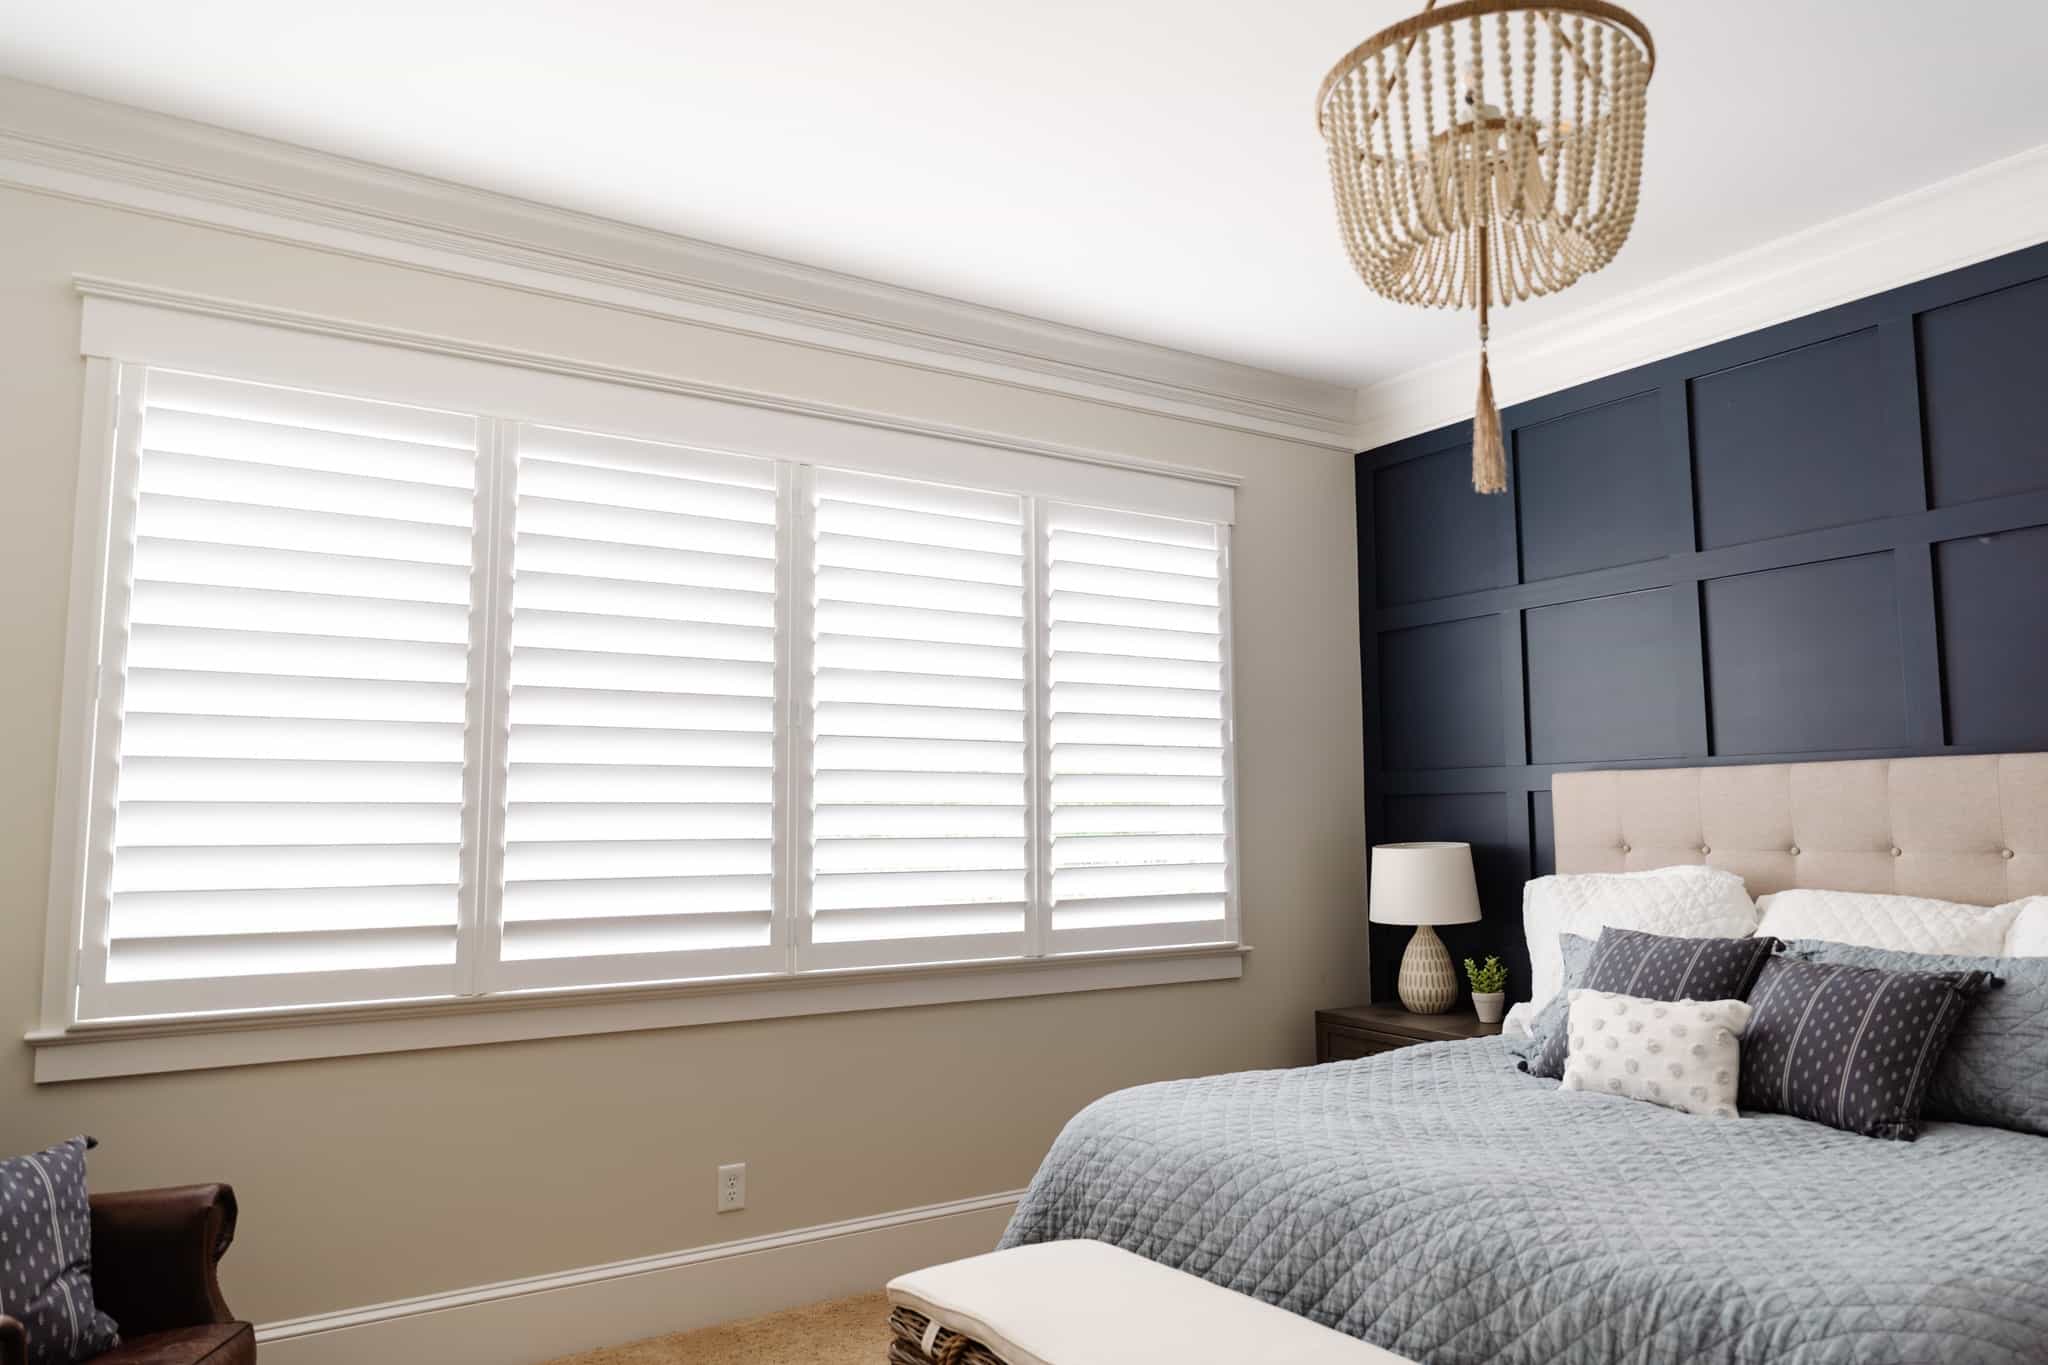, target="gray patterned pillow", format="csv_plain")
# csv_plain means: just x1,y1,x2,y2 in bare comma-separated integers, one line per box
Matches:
1739,957,1994,1140
1525,927,1780,1079
1507,932,1598,1071
1785,940,2048,1136
0,1137,119,1365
